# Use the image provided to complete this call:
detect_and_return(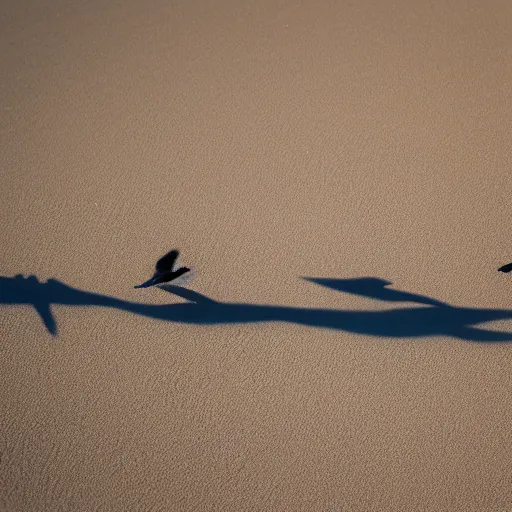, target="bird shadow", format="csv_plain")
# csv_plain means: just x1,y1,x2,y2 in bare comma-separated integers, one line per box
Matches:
1,274,512,342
